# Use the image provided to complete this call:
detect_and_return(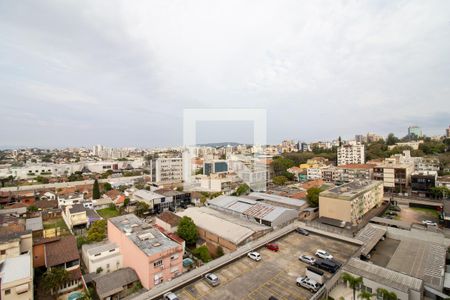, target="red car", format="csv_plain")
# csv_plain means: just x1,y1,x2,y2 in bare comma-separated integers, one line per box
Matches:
265,243,279,252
